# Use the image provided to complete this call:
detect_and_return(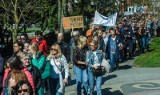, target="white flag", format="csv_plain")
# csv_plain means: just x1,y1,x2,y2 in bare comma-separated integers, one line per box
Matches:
93,11,117,26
